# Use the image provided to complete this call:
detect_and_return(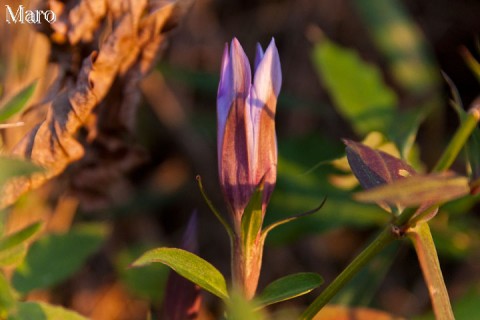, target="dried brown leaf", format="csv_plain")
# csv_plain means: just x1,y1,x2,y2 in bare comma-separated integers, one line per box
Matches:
1,0,192,208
